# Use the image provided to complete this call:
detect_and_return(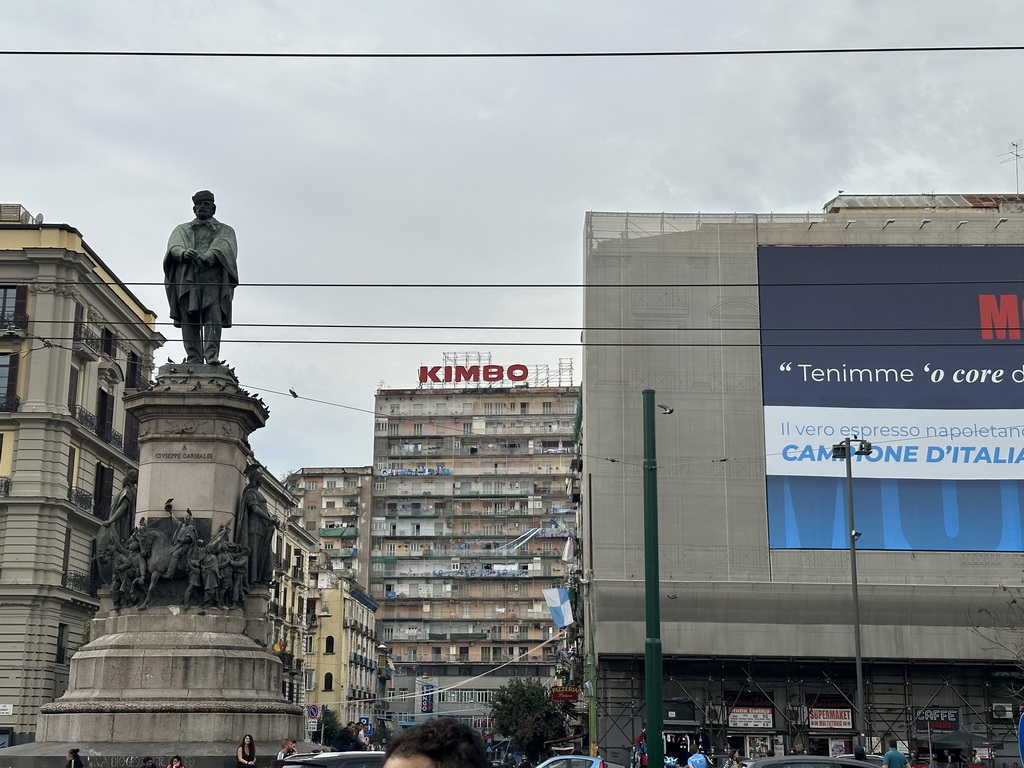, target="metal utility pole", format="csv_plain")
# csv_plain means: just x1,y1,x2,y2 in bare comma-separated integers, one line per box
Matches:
642,390,664,768
832,436,873,747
